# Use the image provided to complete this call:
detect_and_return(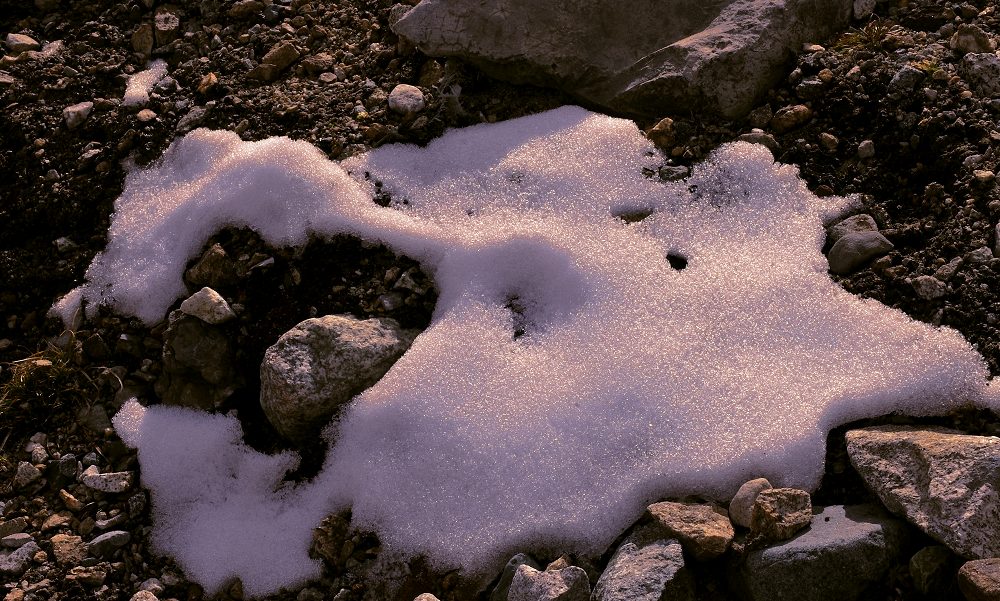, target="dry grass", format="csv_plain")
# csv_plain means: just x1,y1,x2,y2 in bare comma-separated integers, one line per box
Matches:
833,19,899,53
